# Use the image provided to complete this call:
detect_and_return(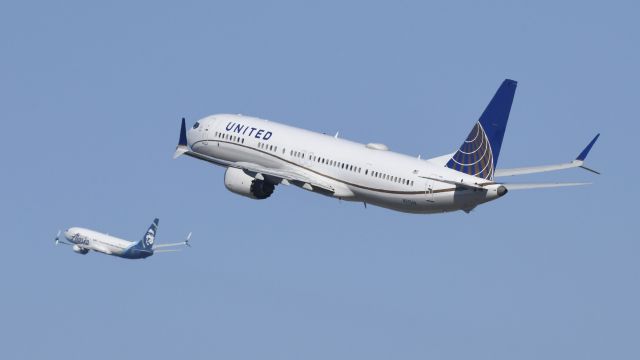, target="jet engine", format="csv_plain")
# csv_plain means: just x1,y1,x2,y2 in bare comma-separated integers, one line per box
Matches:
224,167,275,200
73,245,89,255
